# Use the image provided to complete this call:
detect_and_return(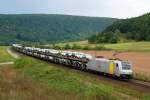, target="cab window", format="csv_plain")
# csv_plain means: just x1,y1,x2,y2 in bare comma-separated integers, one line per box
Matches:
122,62,131,70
